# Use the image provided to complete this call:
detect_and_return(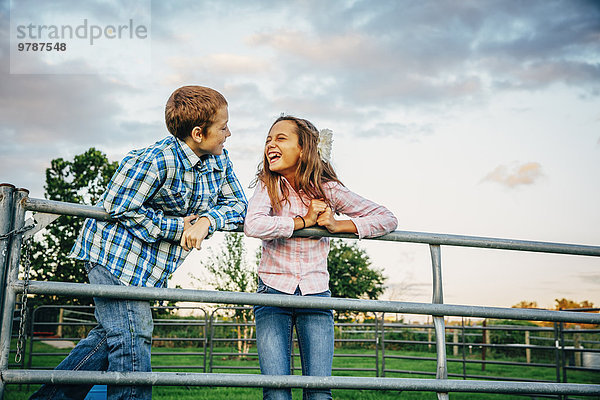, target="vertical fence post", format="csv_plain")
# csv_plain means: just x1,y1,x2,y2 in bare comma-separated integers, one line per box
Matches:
554,321,561,385
27,307,38,371
573,327,581,367
453,329,459,356
481,319,487,371
0,188,28,398
208,309,217,373
560,321,567,386
428,319,432,350
380,313,386,377
202,309,208,373
374,312,380,377
461,318,466,380
429,244,448,400
525,330,531,364
0,184,16,338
